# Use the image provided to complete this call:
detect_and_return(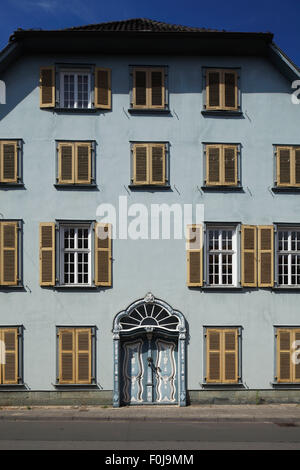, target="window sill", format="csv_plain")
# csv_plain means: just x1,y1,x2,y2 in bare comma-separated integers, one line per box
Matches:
55,285,99,291
272,382,300,388
54,184,98,190
200,286,243,291
0,383,25,388
273,286,300,291
201,185,243,192
201,110,243,117
0,183,24,189
0,284,24,290
53,108,98,113
128,184,171,191
54,384,98,389
128,108,171,115
202,383,244,388
272,186,300,193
